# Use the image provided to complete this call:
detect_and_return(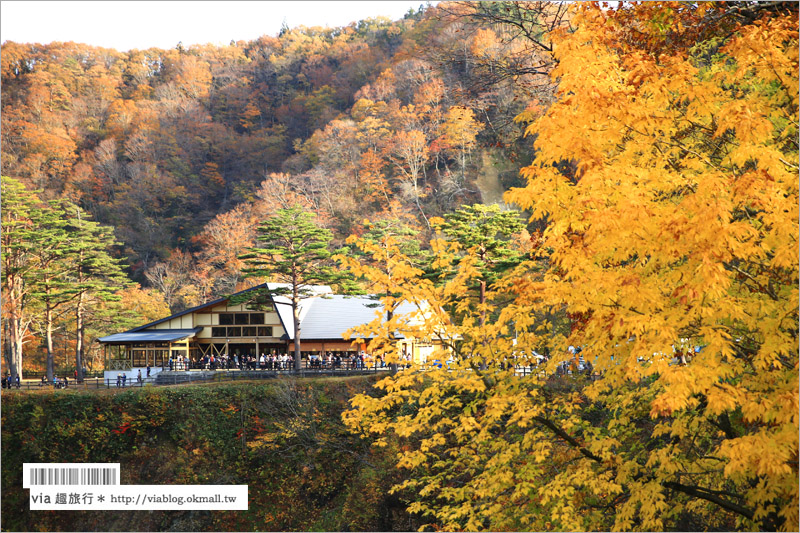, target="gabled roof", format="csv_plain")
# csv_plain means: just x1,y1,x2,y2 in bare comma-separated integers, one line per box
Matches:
282,295,418,340
105,282,425,344
128,283,284,332
268,283,334,336
129,298,226,332
99,328,202,344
